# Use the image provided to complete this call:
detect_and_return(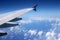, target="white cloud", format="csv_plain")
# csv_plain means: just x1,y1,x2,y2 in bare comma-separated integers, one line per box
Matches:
10,27,14,31
24,30,44,40
58,38,60,40
45,23,60,40
58,33,60,40
28,30,37,36
58,33,60,38
52,22,60,26
19,20,32,24
37,31,43,36
10,26,19,31
46,31,57,40
30,16,60,21
19,16,60,24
